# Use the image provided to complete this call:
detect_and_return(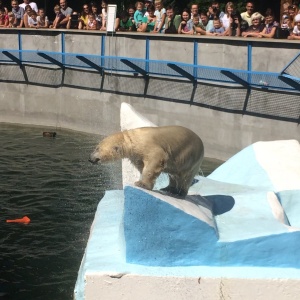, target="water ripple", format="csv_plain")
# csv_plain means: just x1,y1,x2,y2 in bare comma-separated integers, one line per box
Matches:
0,124,122,300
